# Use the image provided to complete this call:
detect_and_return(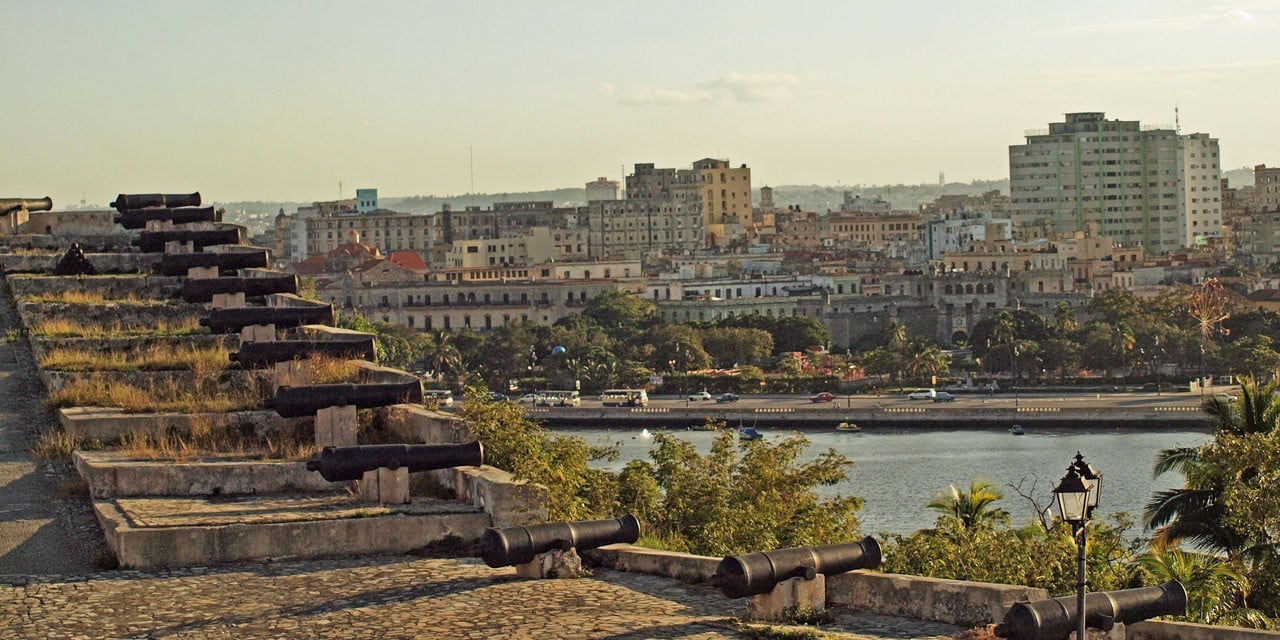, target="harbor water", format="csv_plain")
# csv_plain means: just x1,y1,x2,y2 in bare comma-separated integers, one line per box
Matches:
557,425,1214,536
